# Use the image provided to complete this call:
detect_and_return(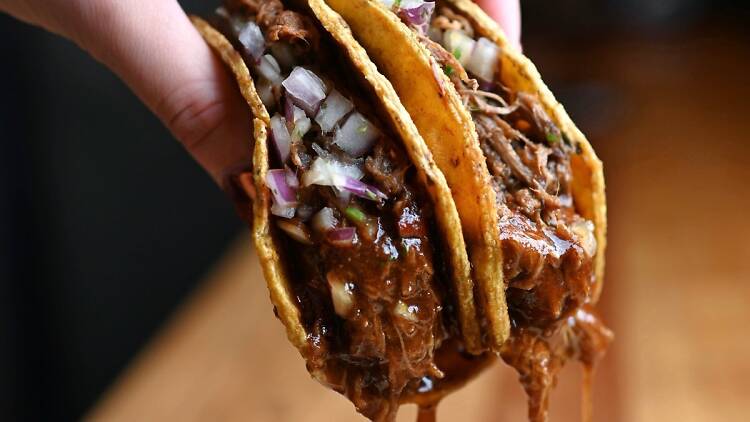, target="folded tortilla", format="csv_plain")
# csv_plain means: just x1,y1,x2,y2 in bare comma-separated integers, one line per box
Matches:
190,1,494,420
321,1,611,420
